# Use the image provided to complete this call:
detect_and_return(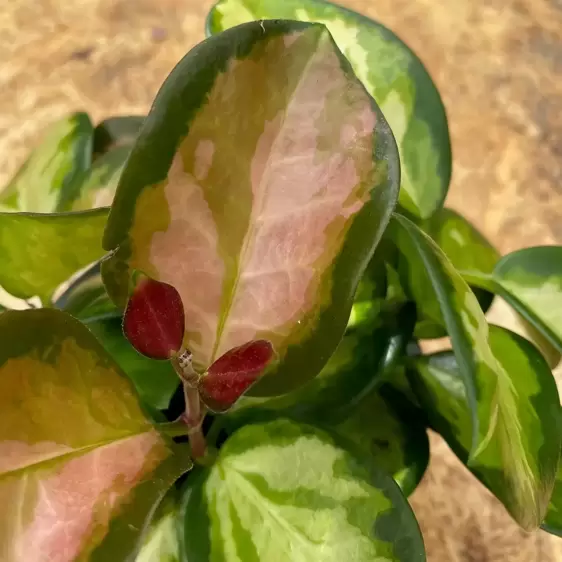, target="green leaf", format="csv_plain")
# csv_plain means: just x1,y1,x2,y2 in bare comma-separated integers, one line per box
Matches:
330,385,429,496
426,208,499,278
207,0,451,219
0,308,192,561
88,317,180,410
94,115,145,157
52,260,118,322
424,207,498,314
102,20,399,397
492,246,562,355
0,209,109,304
390,213,562,530
411,208,500,338
223,301,416,426
72,145,130,211
407,326,561,530
179,419,425,561
135,492,181,562
543,463,562,537
0,113,94,212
